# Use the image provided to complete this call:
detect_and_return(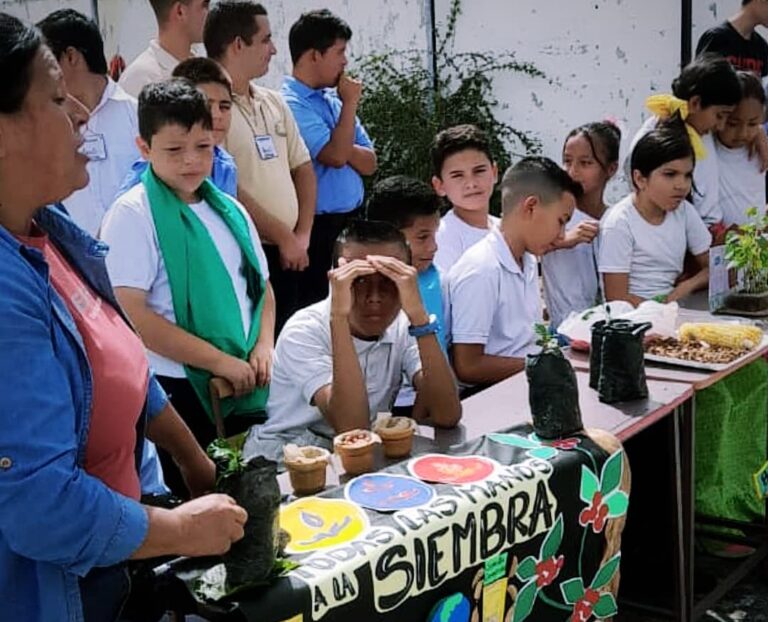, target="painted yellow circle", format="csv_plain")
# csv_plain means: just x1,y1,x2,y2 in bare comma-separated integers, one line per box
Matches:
280,497,369,555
